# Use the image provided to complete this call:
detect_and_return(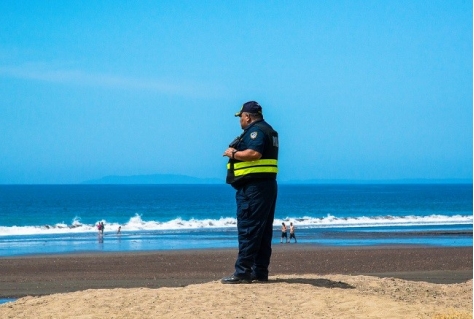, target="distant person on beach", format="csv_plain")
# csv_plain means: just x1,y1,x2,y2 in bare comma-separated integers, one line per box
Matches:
289,222,297,243
221,101,279,284
97,222,104,235
281,222,288,243
117,226,121,234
